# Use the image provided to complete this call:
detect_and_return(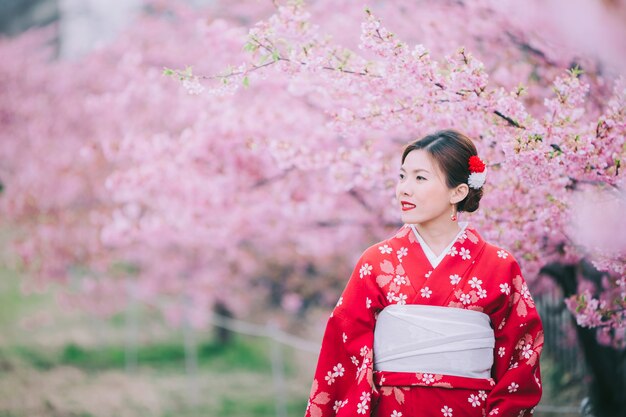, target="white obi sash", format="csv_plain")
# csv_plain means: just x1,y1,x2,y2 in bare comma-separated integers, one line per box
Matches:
373,304,495,379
